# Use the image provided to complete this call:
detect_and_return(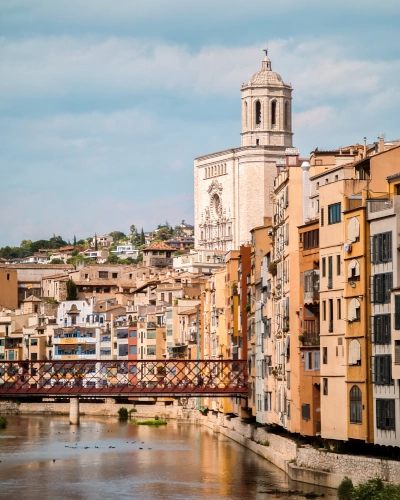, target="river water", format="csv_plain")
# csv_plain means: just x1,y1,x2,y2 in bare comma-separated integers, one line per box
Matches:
0,415,336,500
